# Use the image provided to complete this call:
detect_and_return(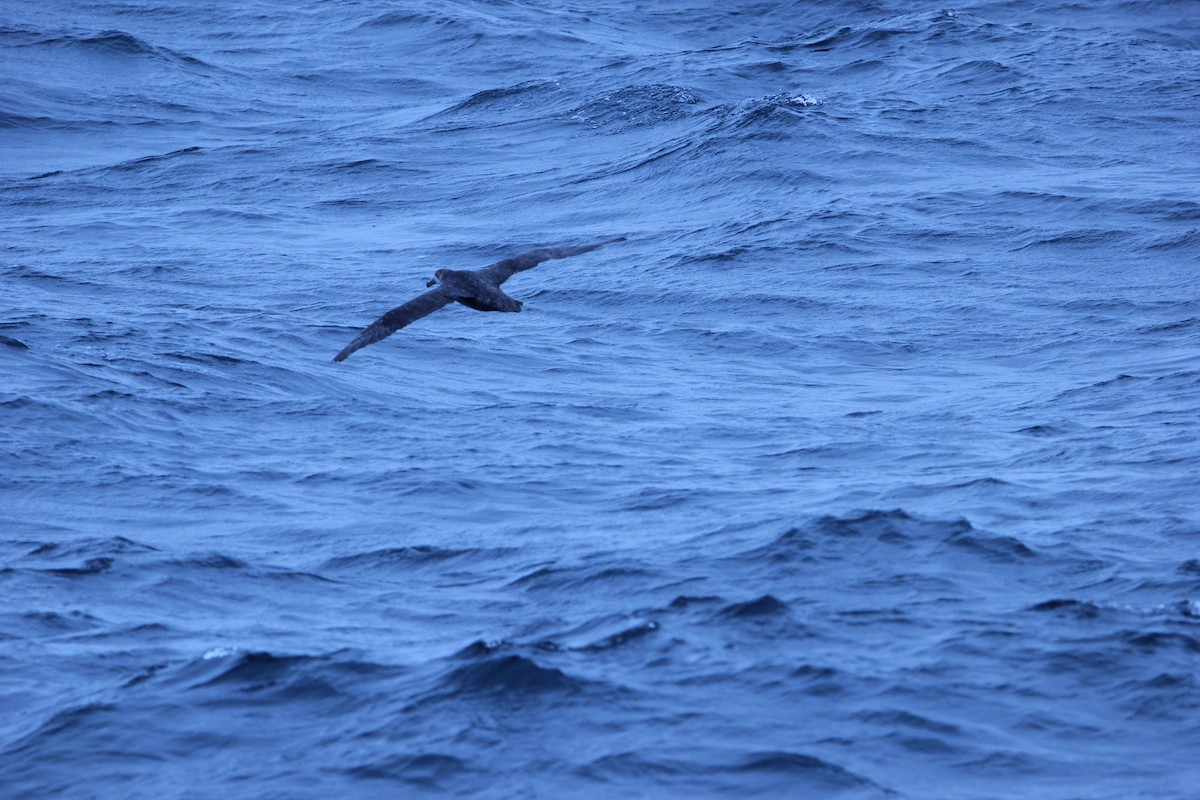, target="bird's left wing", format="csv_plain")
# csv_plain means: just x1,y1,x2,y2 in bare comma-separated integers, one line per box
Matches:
333,287,455,362
476,236,626,285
